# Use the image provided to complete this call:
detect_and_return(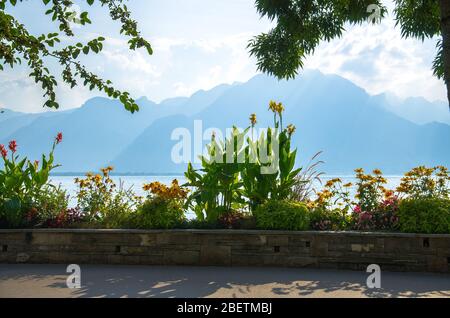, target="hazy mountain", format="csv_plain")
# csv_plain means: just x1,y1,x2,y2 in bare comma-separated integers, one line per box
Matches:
158,83,234,117
2,70,449,174
374,93,450,125
112,71,450,174
0,108,73,140
0,108,24,122
1,97,159,171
